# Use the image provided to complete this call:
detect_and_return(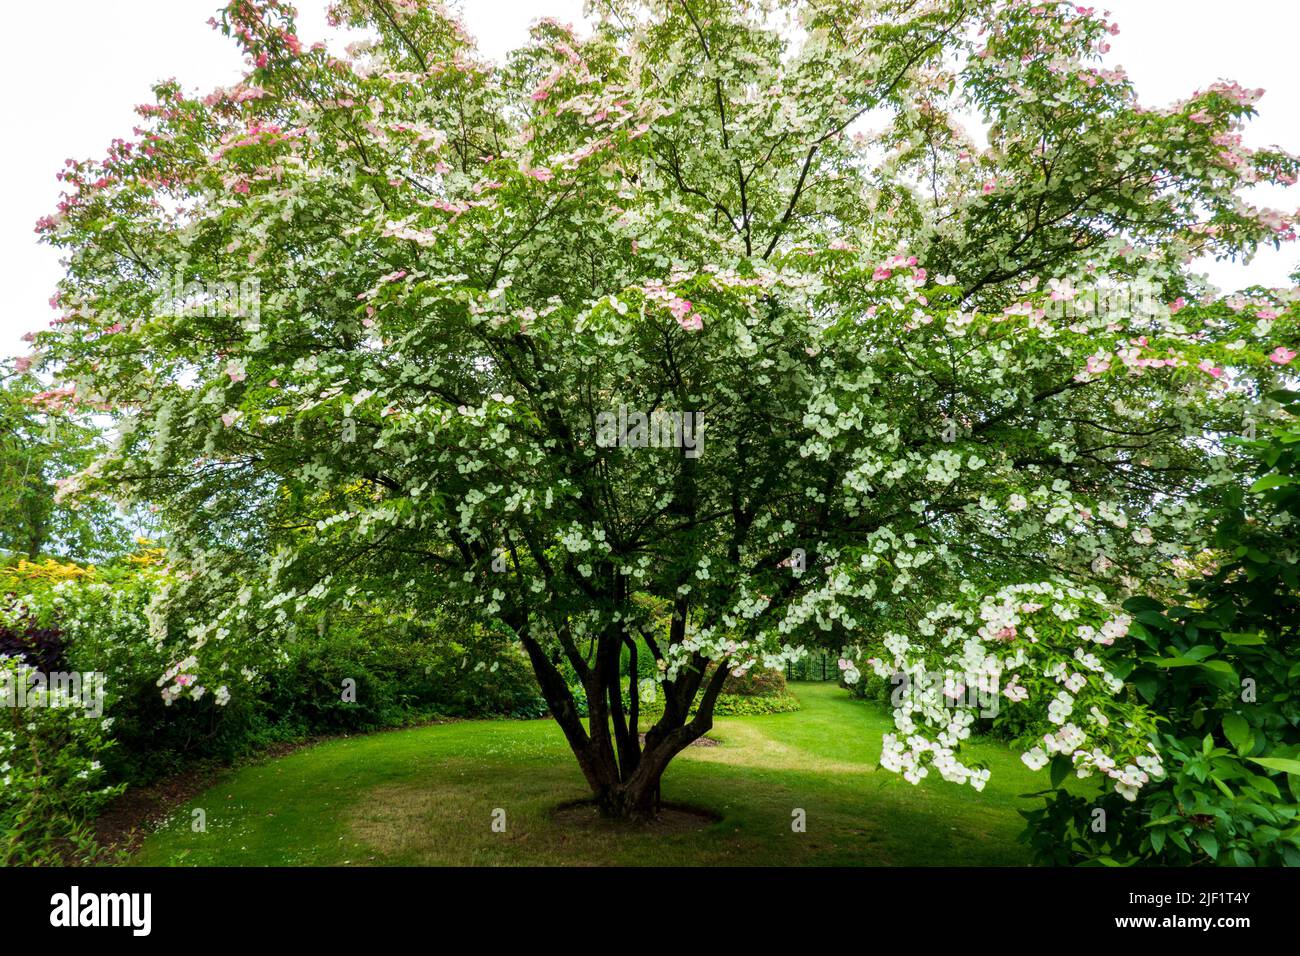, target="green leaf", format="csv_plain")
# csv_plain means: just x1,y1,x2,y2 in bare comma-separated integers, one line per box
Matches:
1249,474,1293,492
1222,714,1250,752
1122,596,1165,614
1249,757,1300,776
1133,673,1159,703
1222,631,1266,646
1135,610,1170,629
1049,753,1071,789
1247,774,1281,799
1198,660,1238,680
1195,830,1219,859
1146,814,1182,827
